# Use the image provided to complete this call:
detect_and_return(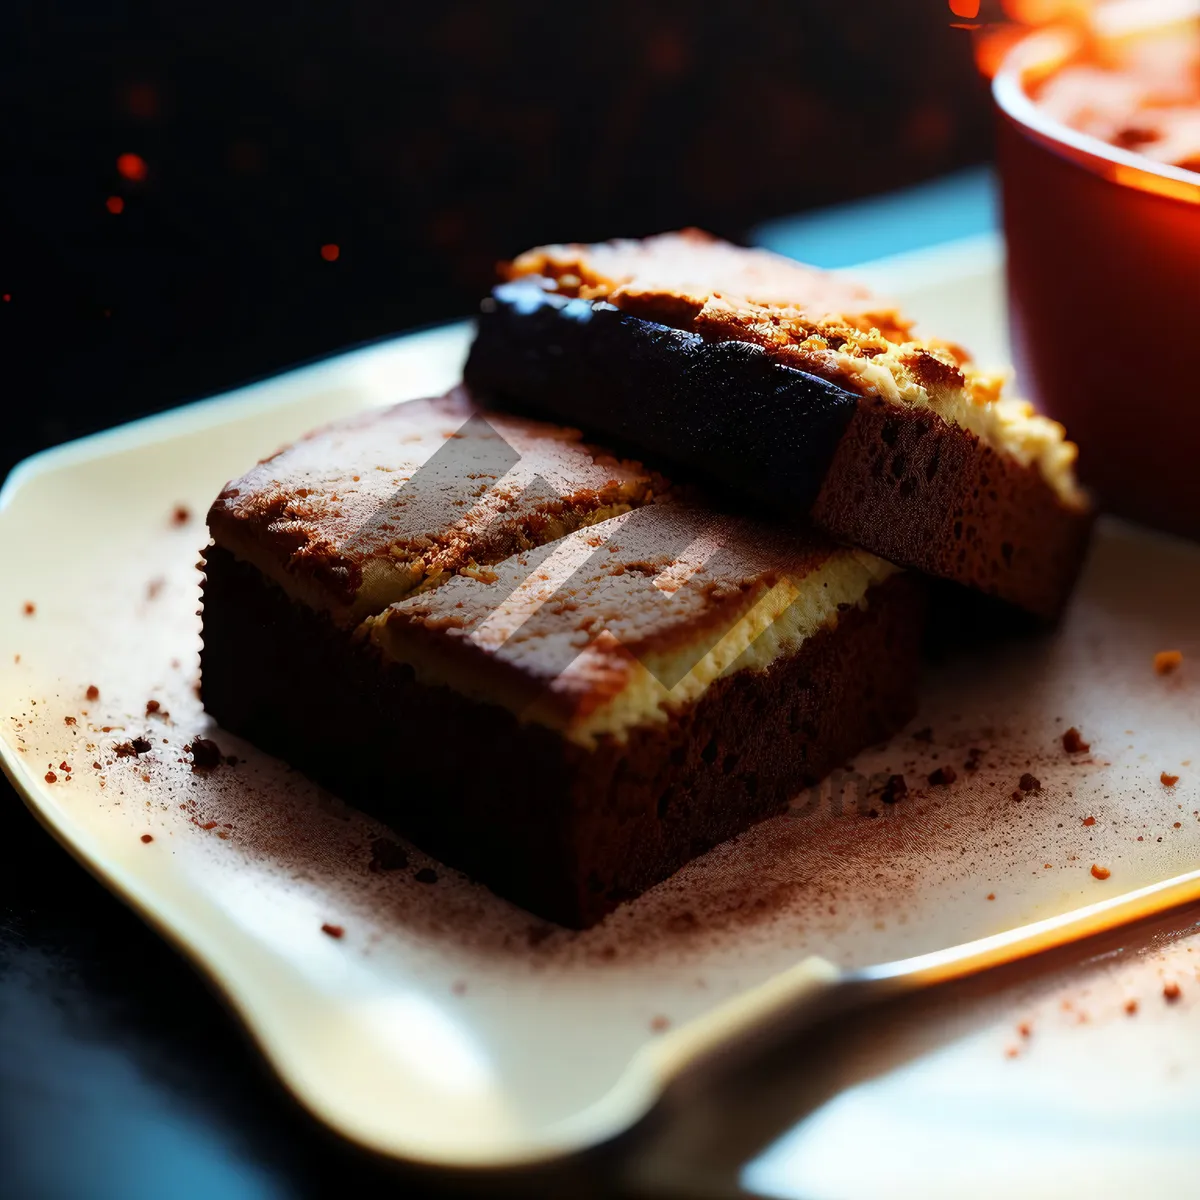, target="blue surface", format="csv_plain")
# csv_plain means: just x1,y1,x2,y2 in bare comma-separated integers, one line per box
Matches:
750,166,997,267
